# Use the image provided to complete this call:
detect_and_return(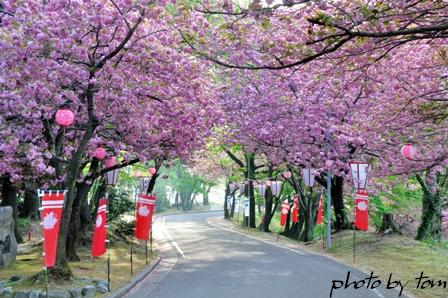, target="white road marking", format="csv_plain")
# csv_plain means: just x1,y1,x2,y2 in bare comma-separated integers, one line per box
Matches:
372,288,385,298
206,217,306,255
159,216,186,258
